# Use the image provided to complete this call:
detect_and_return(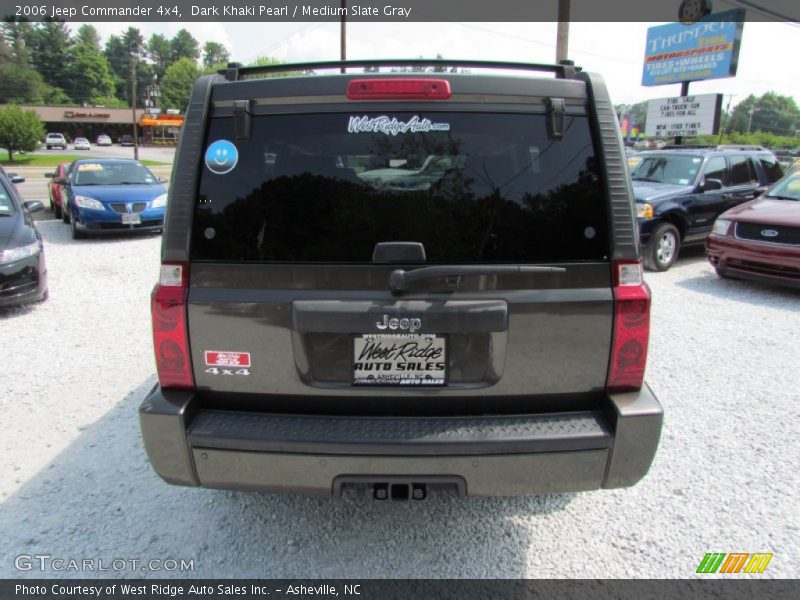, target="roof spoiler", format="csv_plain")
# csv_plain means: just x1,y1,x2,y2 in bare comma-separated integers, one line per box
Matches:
221,59,581,82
